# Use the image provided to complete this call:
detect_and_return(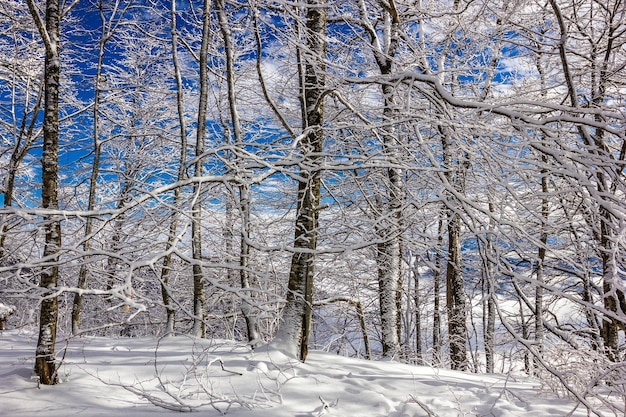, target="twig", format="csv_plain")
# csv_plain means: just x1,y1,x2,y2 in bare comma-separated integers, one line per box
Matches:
408,394,439,417
218,358,243,376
